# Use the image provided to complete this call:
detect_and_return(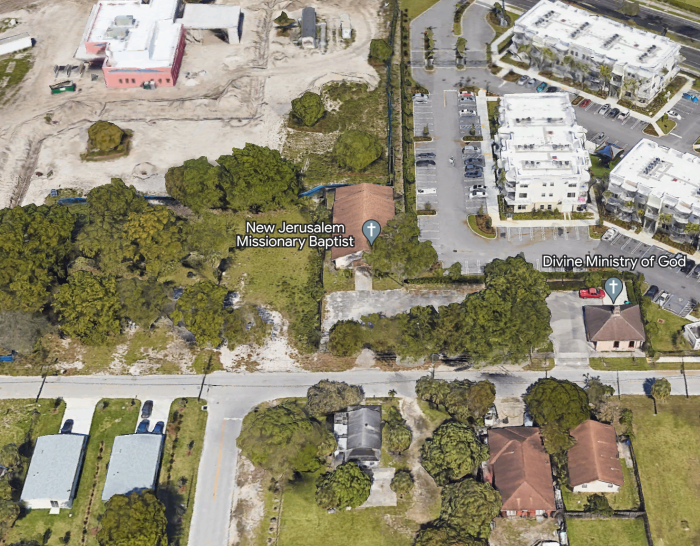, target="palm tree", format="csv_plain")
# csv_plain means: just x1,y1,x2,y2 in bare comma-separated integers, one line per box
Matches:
622,77,640,100
684,221,700,248
541,47,555,70
658,213,672,231
599,64,612,95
